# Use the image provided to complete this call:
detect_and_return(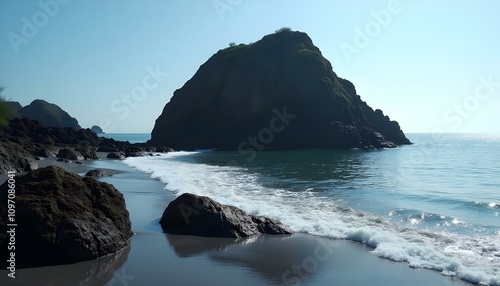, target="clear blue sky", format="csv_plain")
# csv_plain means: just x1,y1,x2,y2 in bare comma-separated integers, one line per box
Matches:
1,0,499,133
